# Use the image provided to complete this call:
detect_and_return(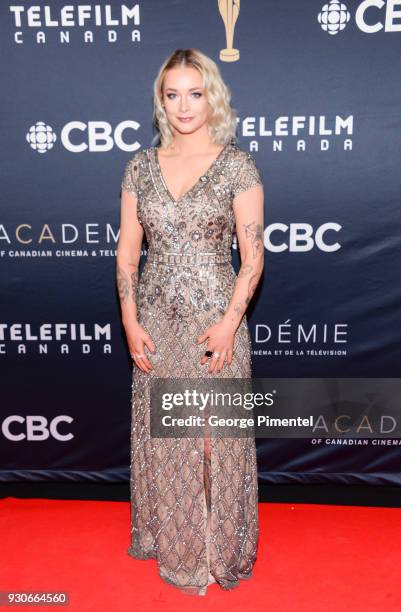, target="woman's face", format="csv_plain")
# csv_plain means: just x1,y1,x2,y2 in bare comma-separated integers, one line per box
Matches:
161,66,210,138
